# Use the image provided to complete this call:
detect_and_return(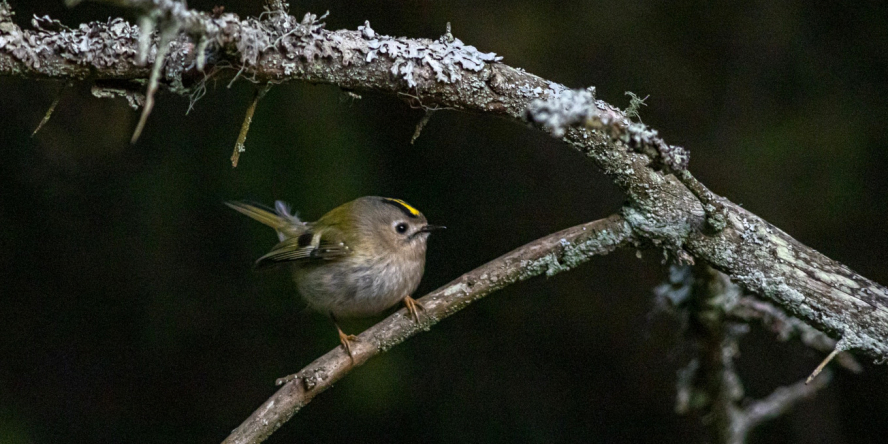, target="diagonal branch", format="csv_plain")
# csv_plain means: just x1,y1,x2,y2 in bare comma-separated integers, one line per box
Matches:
526,88,888,361
222,214,635,444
